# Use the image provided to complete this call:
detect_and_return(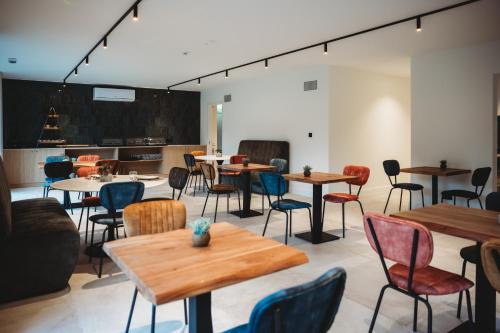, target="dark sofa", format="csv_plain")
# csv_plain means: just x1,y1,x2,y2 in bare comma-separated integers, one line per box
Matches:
237,140,289,170
0,155,80,303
